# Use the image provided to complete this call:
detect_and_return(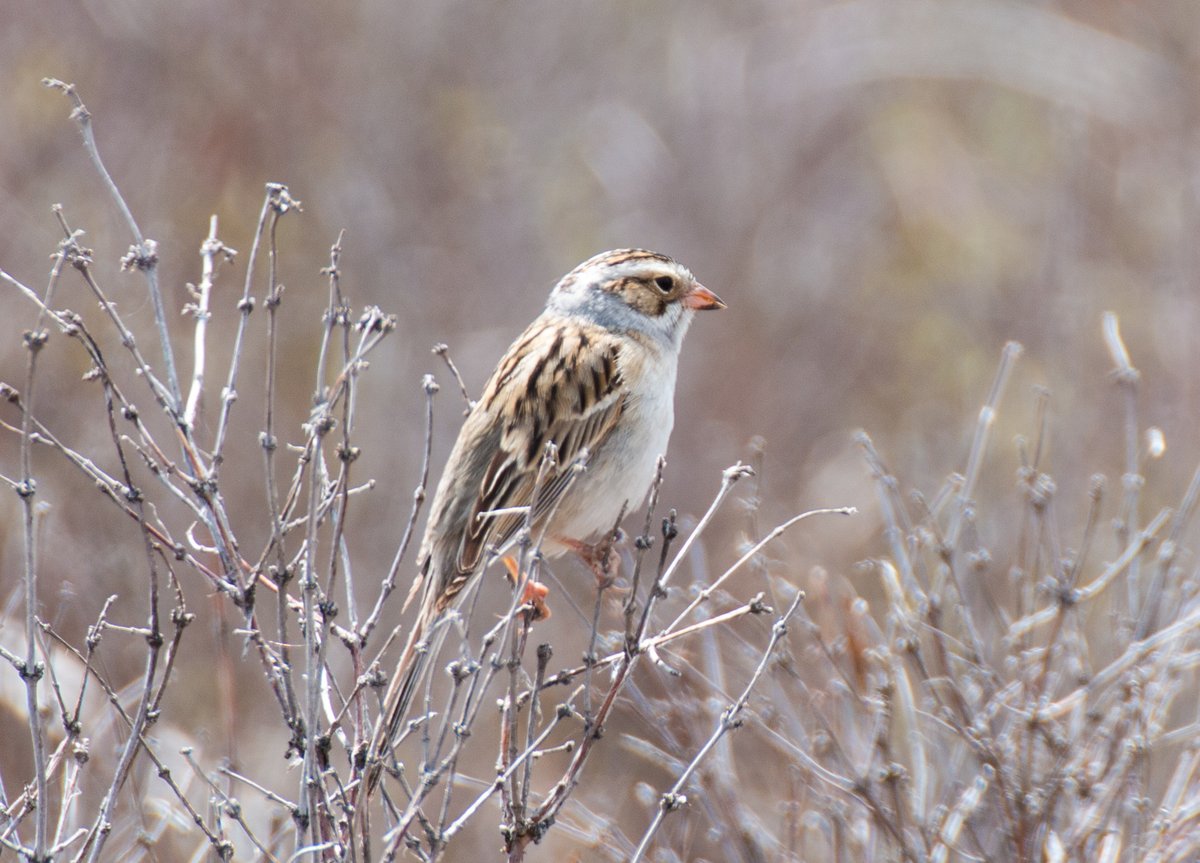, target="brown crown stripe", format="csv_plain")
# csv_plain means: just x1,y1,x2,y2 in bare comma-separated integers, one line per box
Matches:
599,249,671,267
567,249,673,276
